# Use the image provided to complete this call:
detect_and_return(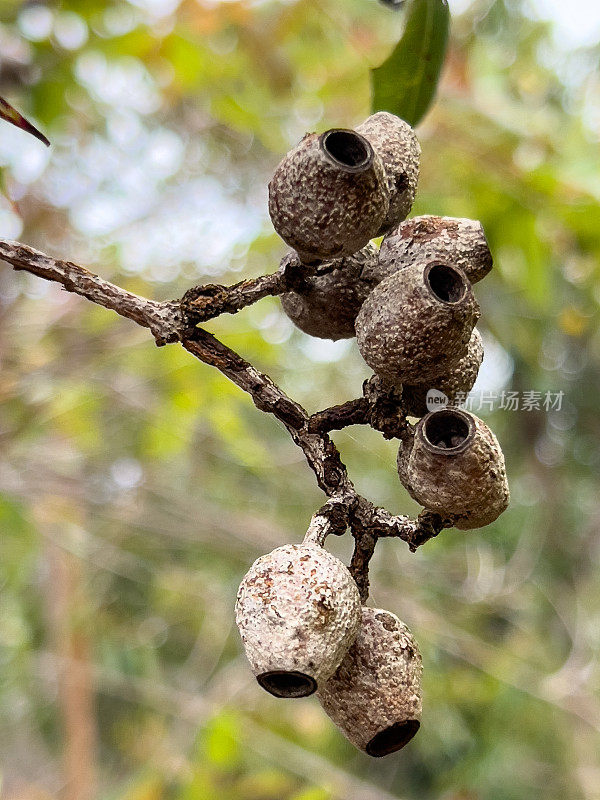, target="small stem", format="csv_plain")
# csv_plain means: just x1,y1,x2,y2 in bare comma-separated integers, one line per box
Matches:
181,271,285,324
362,375,409,440
180,251,337,326
308,398,369,434
303,513,333,548
349,532,377,603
